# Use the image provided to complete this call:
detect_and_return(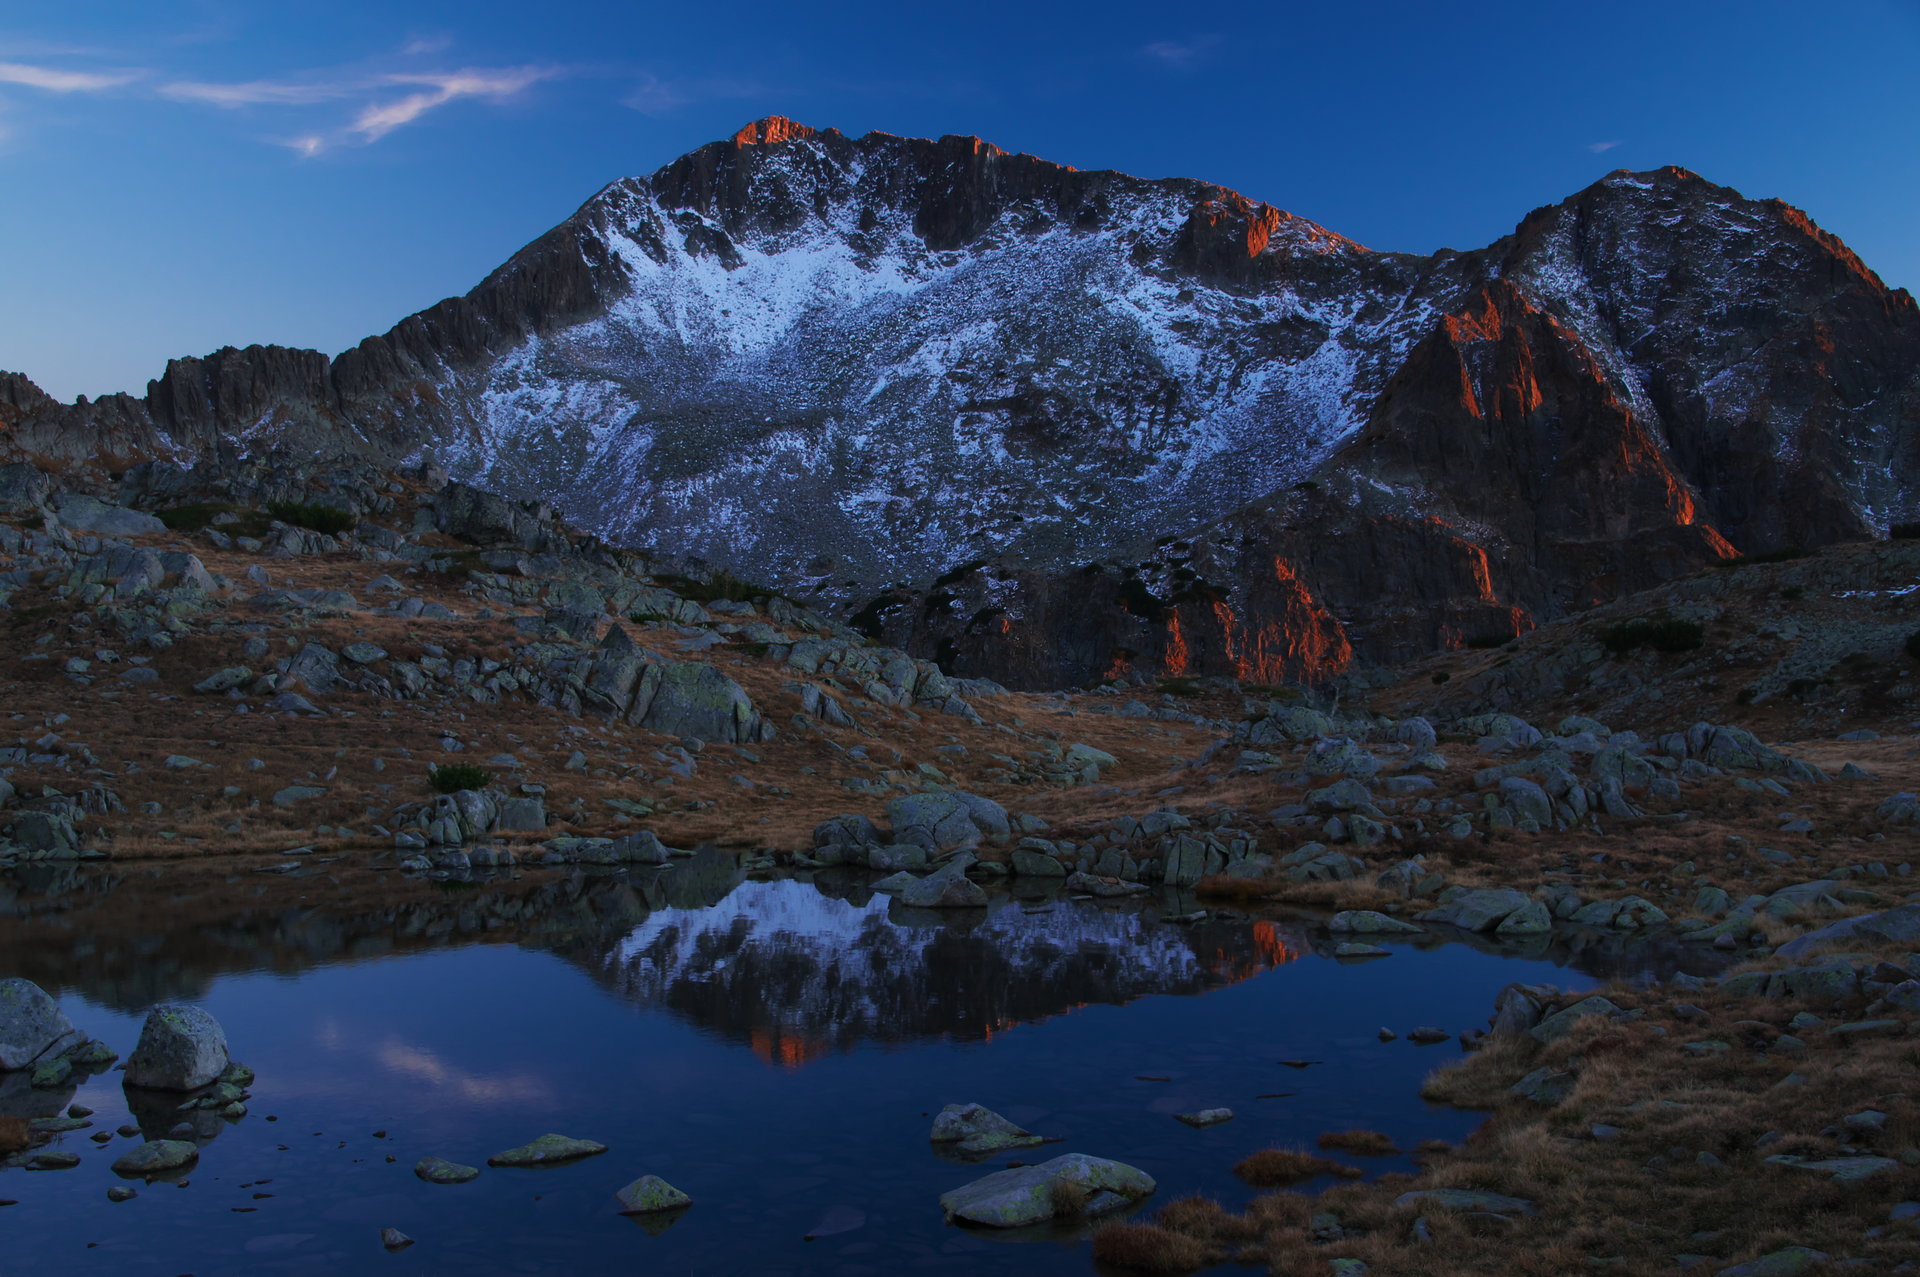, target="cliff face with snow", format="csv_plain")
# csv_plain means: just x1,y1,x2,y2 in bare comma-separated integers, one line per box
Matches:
4,117,1916,687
